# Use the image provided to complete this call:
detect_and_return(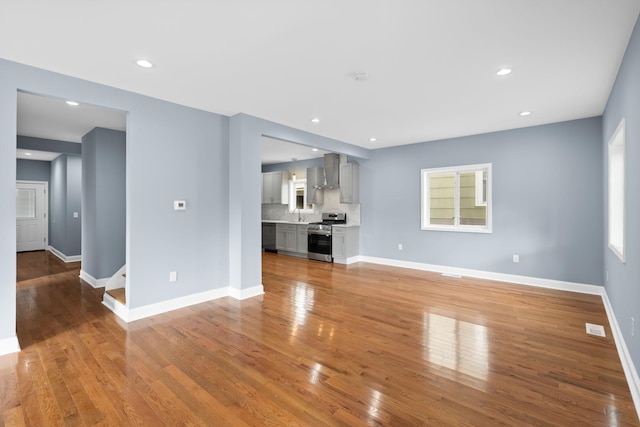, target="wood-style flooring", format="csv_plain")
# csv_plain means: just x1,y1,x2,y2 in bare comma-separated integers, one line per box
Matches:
1,250,638,425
